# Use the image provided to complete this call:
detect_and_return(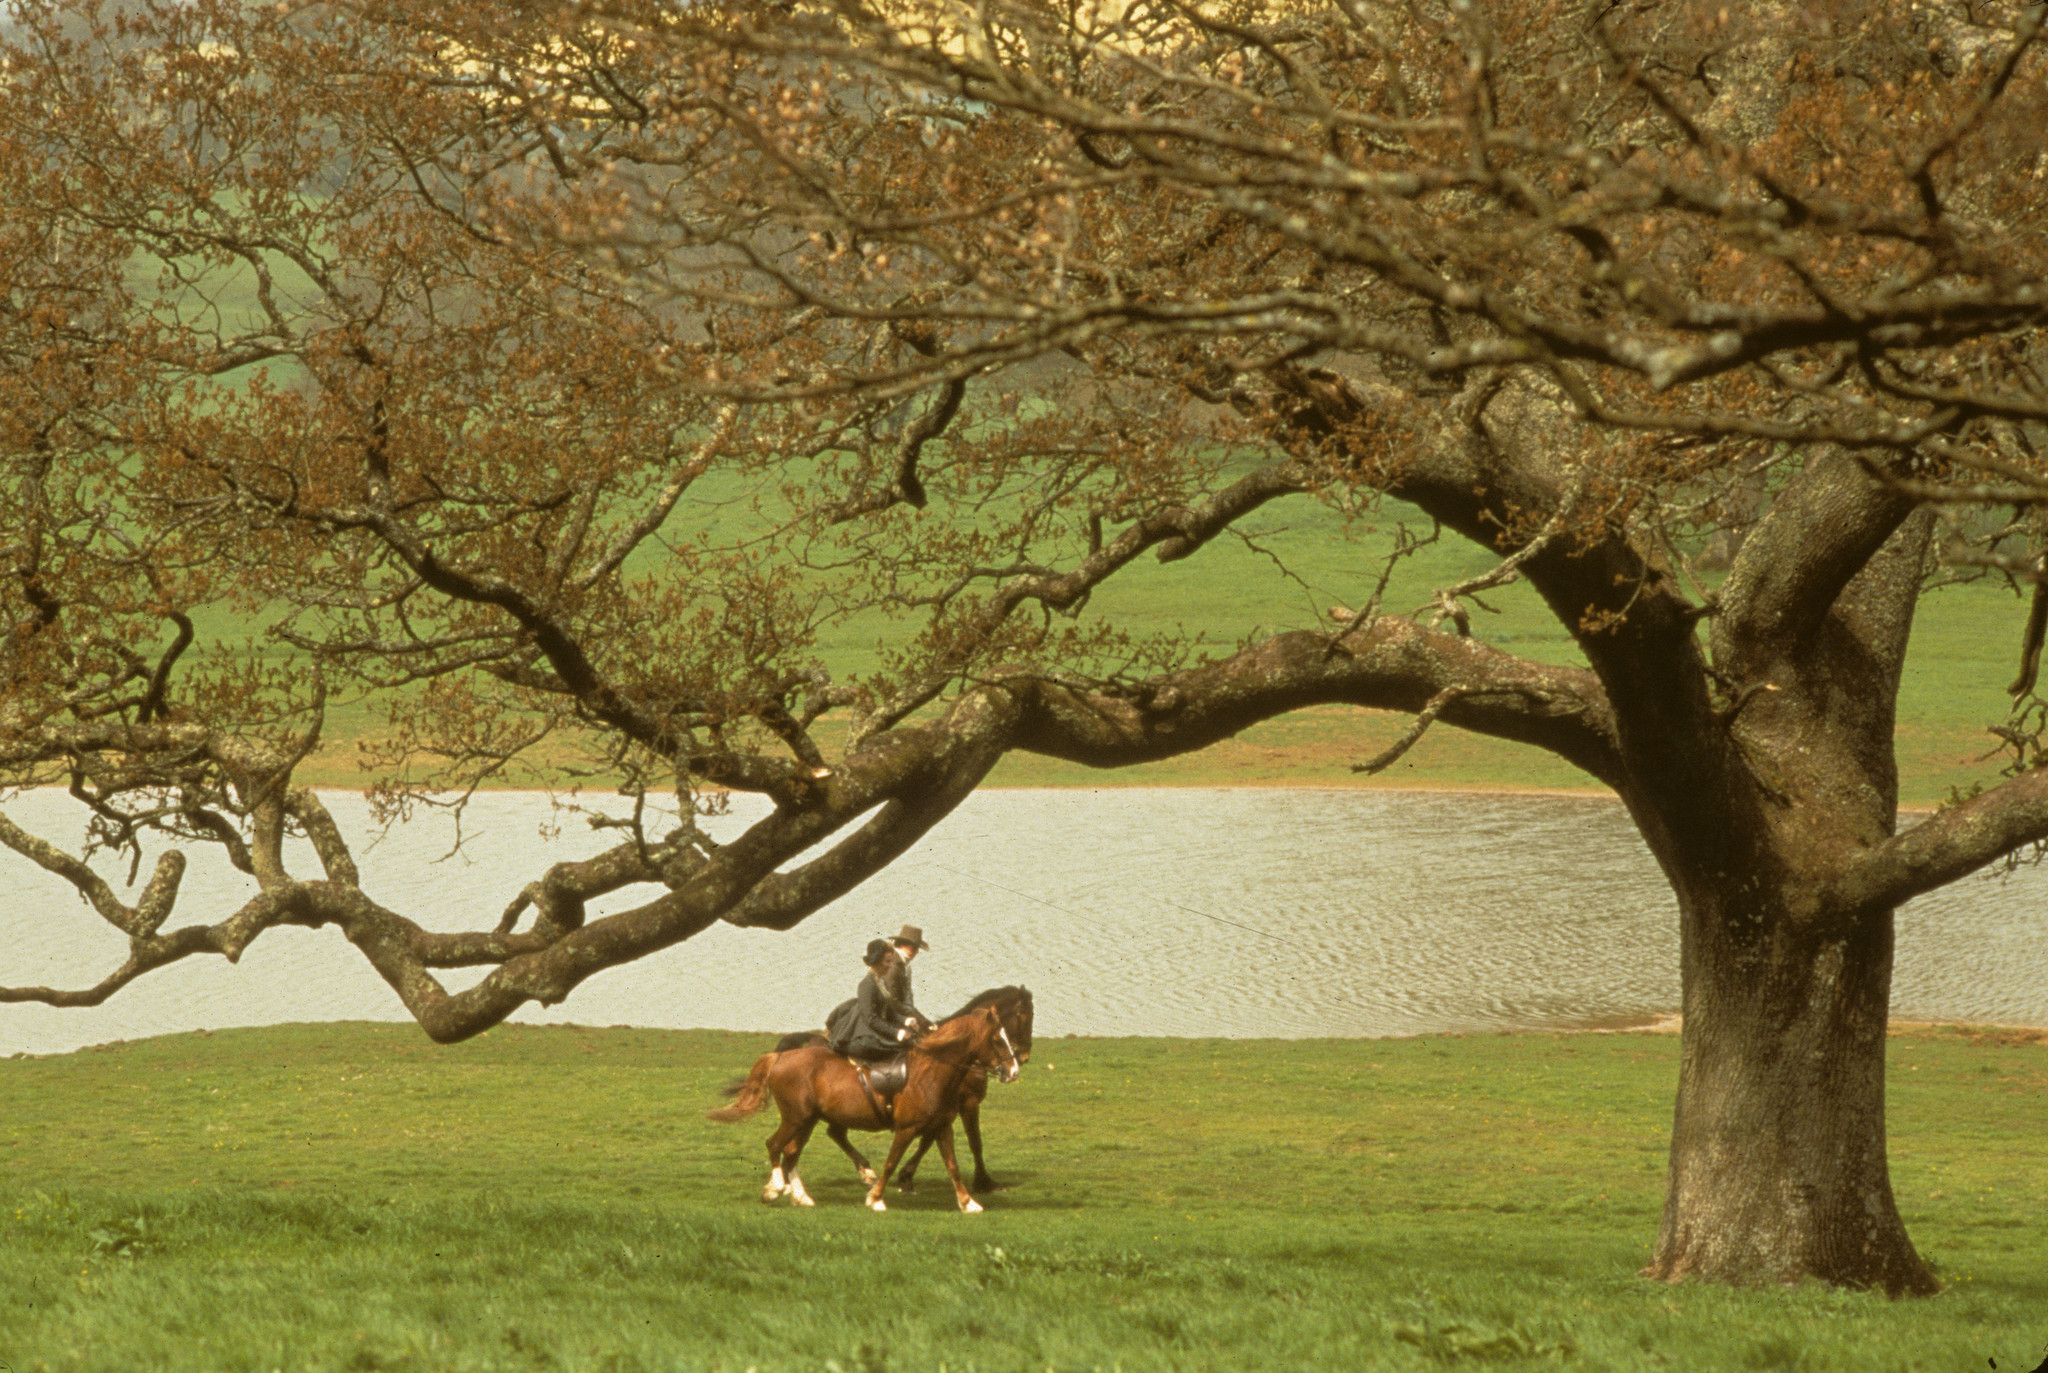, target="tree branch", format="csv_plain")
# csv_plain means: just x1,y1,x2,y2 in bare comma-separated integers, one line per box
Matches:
1838,767,2048,912
1007,615,1623,788
1714,449,1922,676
